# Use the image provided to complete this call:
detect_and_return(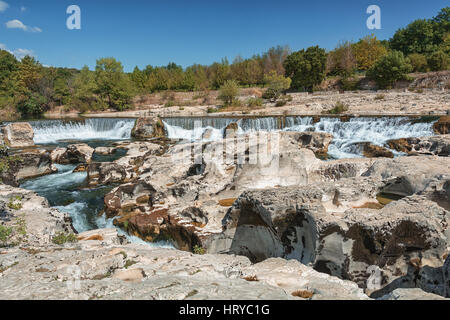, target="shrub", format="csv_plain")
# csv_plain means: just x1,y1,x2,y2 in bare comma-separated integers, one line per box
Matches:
262,72,292,102
193,245,206,255
340,77,359,91
7,196,22,210
374,94,385,100
326,101,349,114
367,51,413,88
427,50,449,71
218,80,239,106
0,225,13,247
408,53,428,72
16,92,48,118
246,97,263,107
